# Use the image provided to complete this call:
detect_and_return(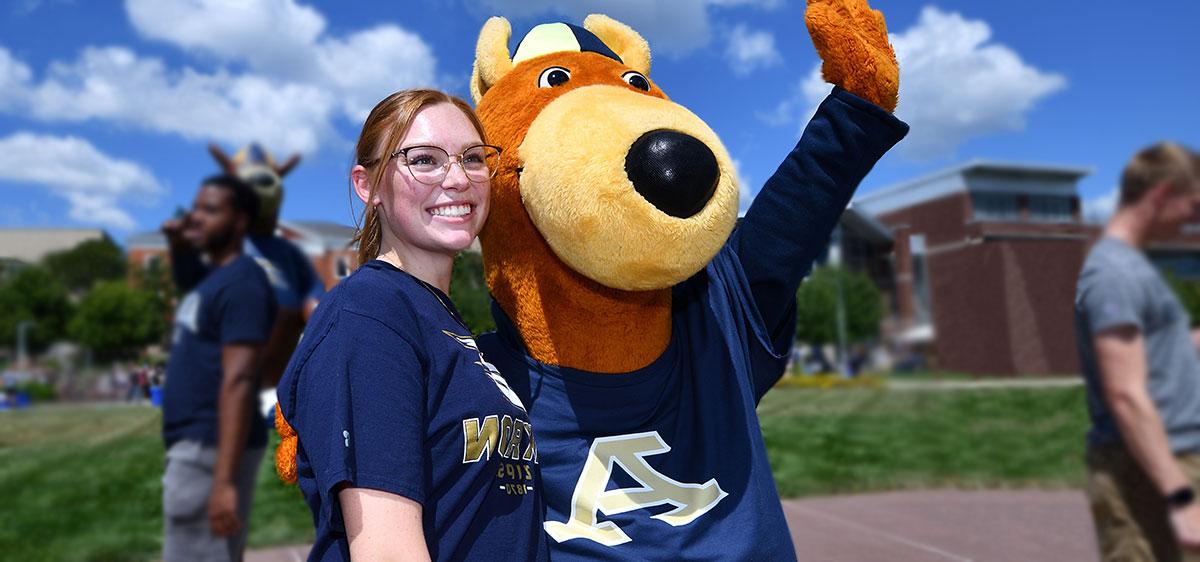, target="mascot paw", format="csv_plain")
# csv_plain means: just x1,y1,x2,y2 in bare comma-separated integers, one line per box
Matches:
805,0,899,113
